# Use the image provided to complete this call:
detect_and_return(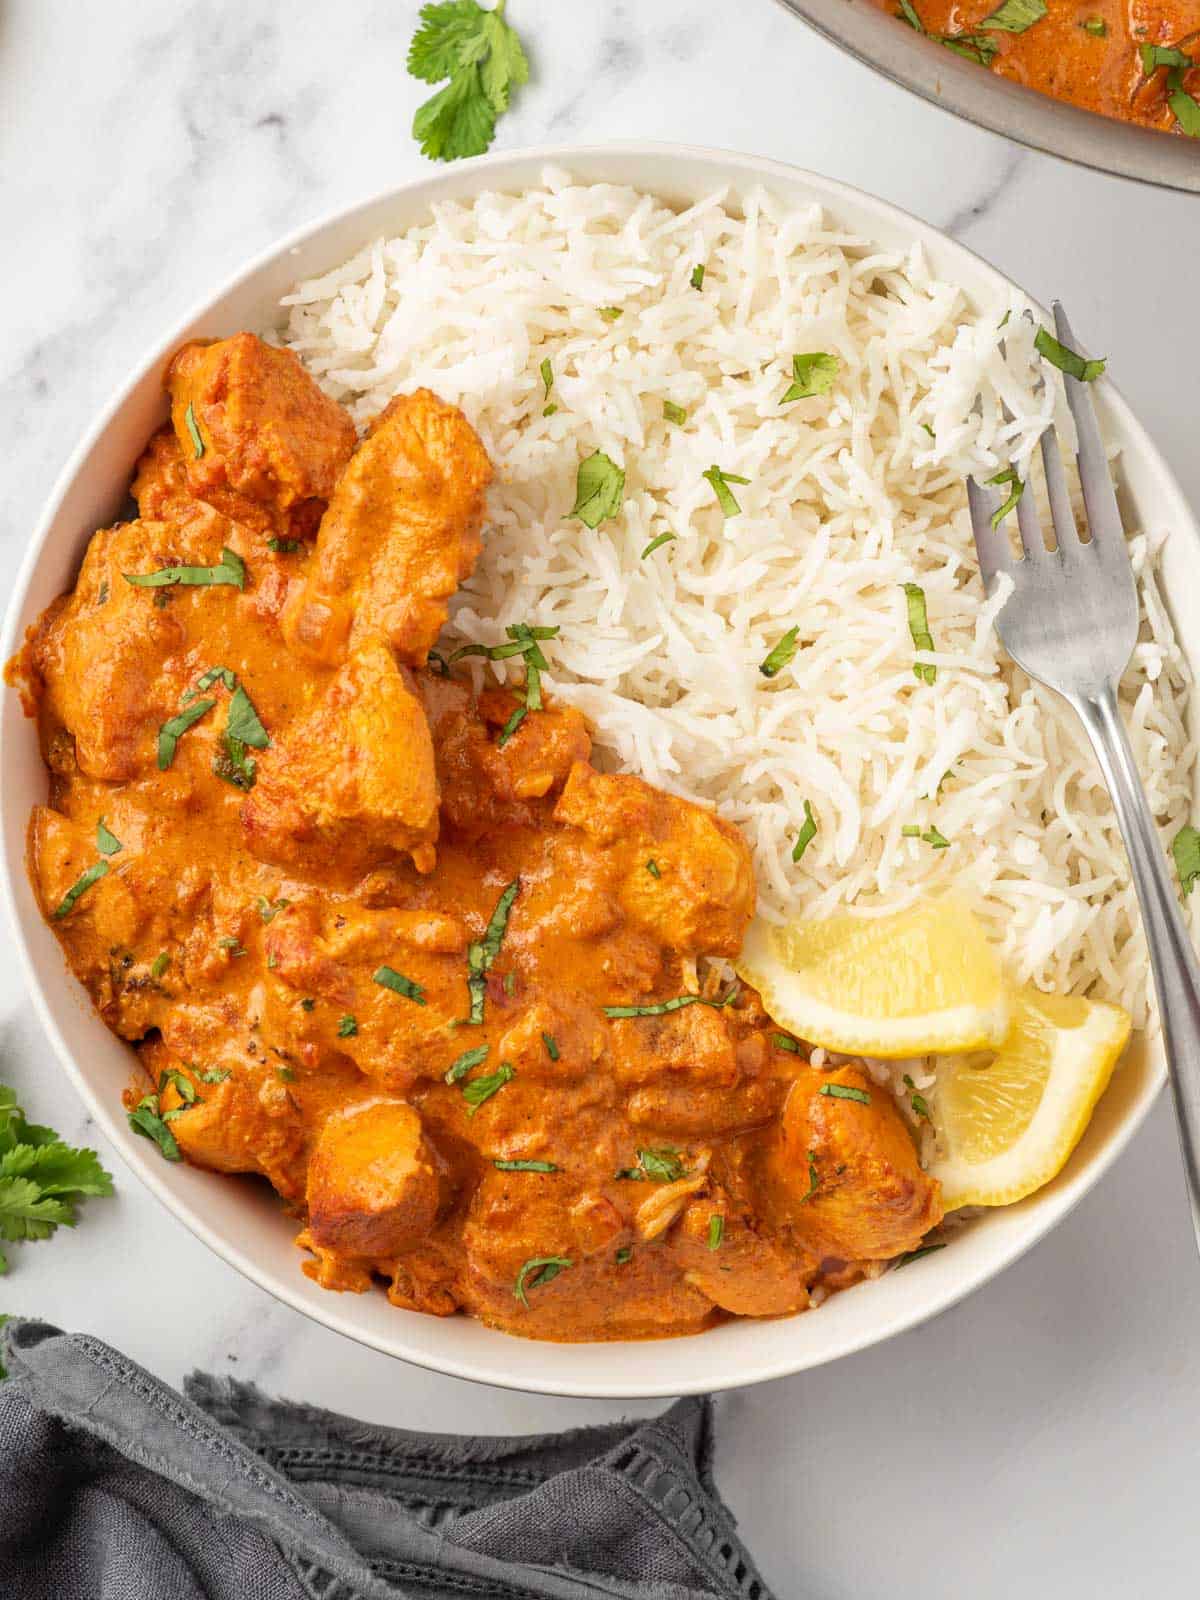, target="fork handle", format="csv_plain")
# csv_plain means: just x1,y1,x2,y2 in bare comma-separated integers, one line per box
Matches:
1074,681,1200,1247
